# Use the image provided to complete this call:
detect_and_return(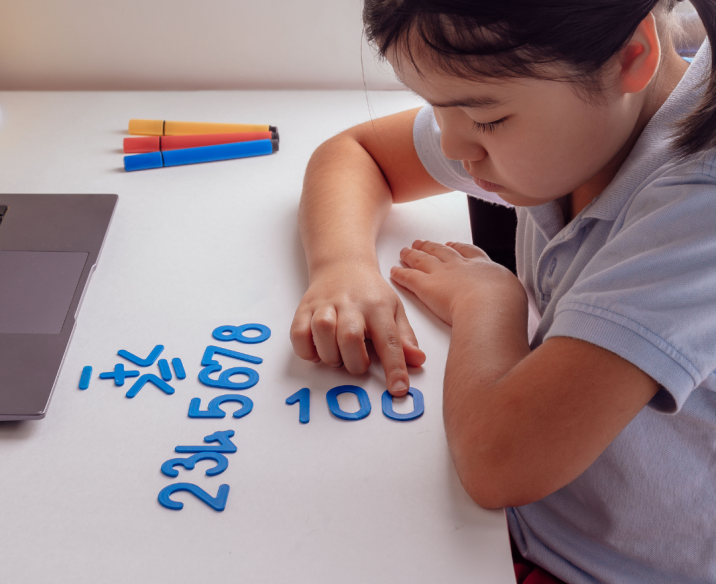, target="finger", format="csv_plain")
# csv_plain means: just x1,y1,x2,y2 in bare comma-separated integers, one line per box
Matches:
366,310,411,397
399,247,441,272
446,241,489,260
311,305,343,367
290,309,321,362
395,302,426,368
412,239,461,262
336,309,371,374
390,265,425,295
